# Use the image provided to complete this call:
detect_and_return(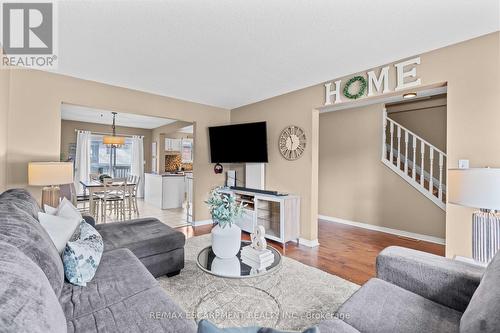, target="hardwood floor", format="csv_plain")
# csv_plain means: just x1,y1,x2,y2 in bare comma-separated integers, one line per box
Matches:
177,220,445,285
